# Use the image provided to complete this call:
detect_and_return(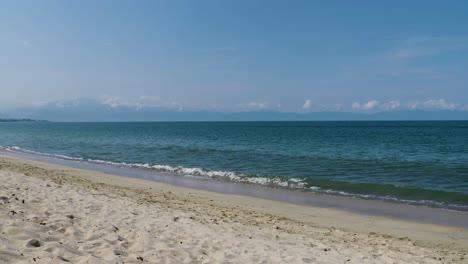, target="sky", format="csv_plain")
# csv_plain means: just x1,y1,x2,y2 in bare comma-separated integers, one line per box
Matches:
1,0,467,113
